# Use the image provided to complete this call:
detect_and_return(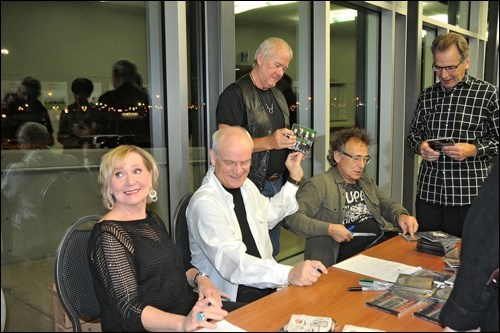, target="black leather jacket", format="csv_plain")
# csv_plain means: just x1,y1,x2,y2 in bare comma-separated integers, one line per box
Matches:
235,74,289,190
